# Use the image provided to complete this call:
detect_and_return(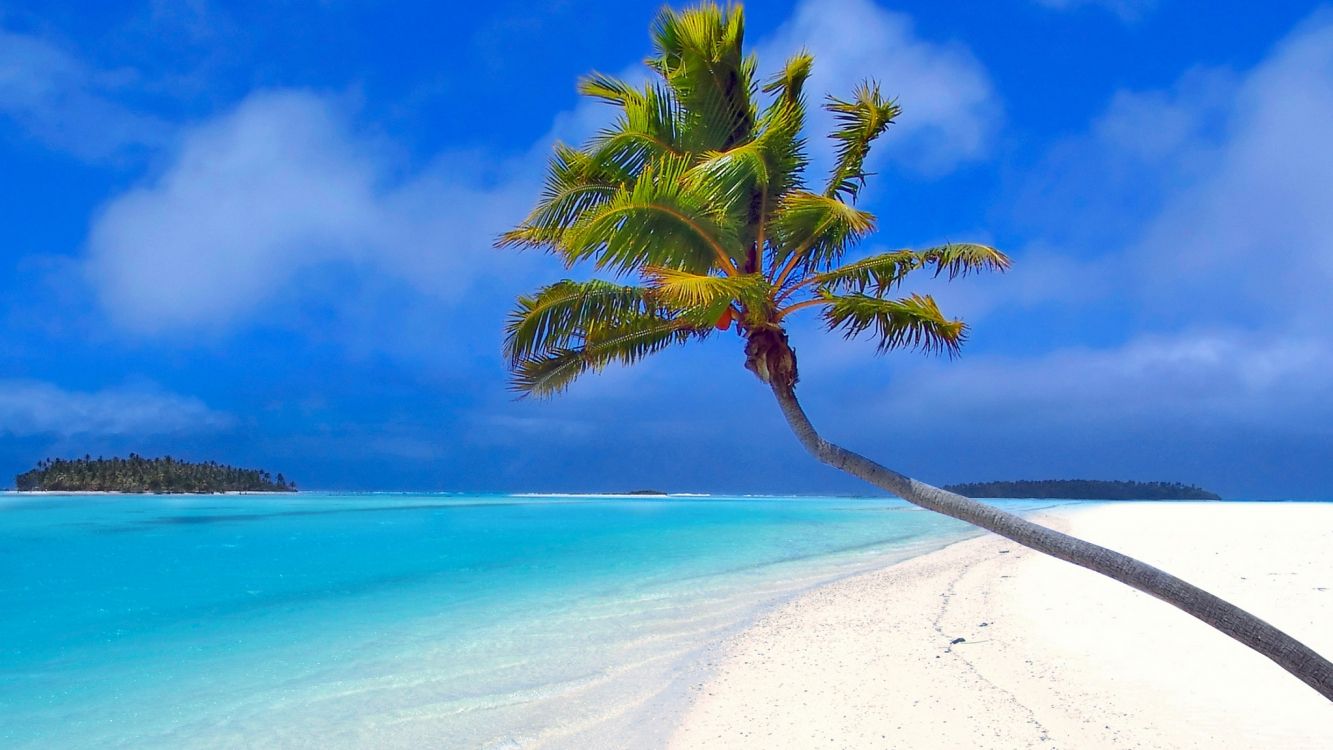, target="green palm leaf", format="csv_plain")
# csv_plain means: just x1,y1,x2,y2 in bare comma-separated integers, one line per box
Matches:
769,192,876,277
821,292,966,356
561,156,739,274
498,144,628,251
512,317,696,397
648,4,757,152
685,139,770,212
644,267,771,325
825,82,900,203
761,51,813,104
807,243,1009,296
917,242,1011,279
578,71,645,105
504,280,661,366
586,82,684,175
756,52,813,198
807,249,919,296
